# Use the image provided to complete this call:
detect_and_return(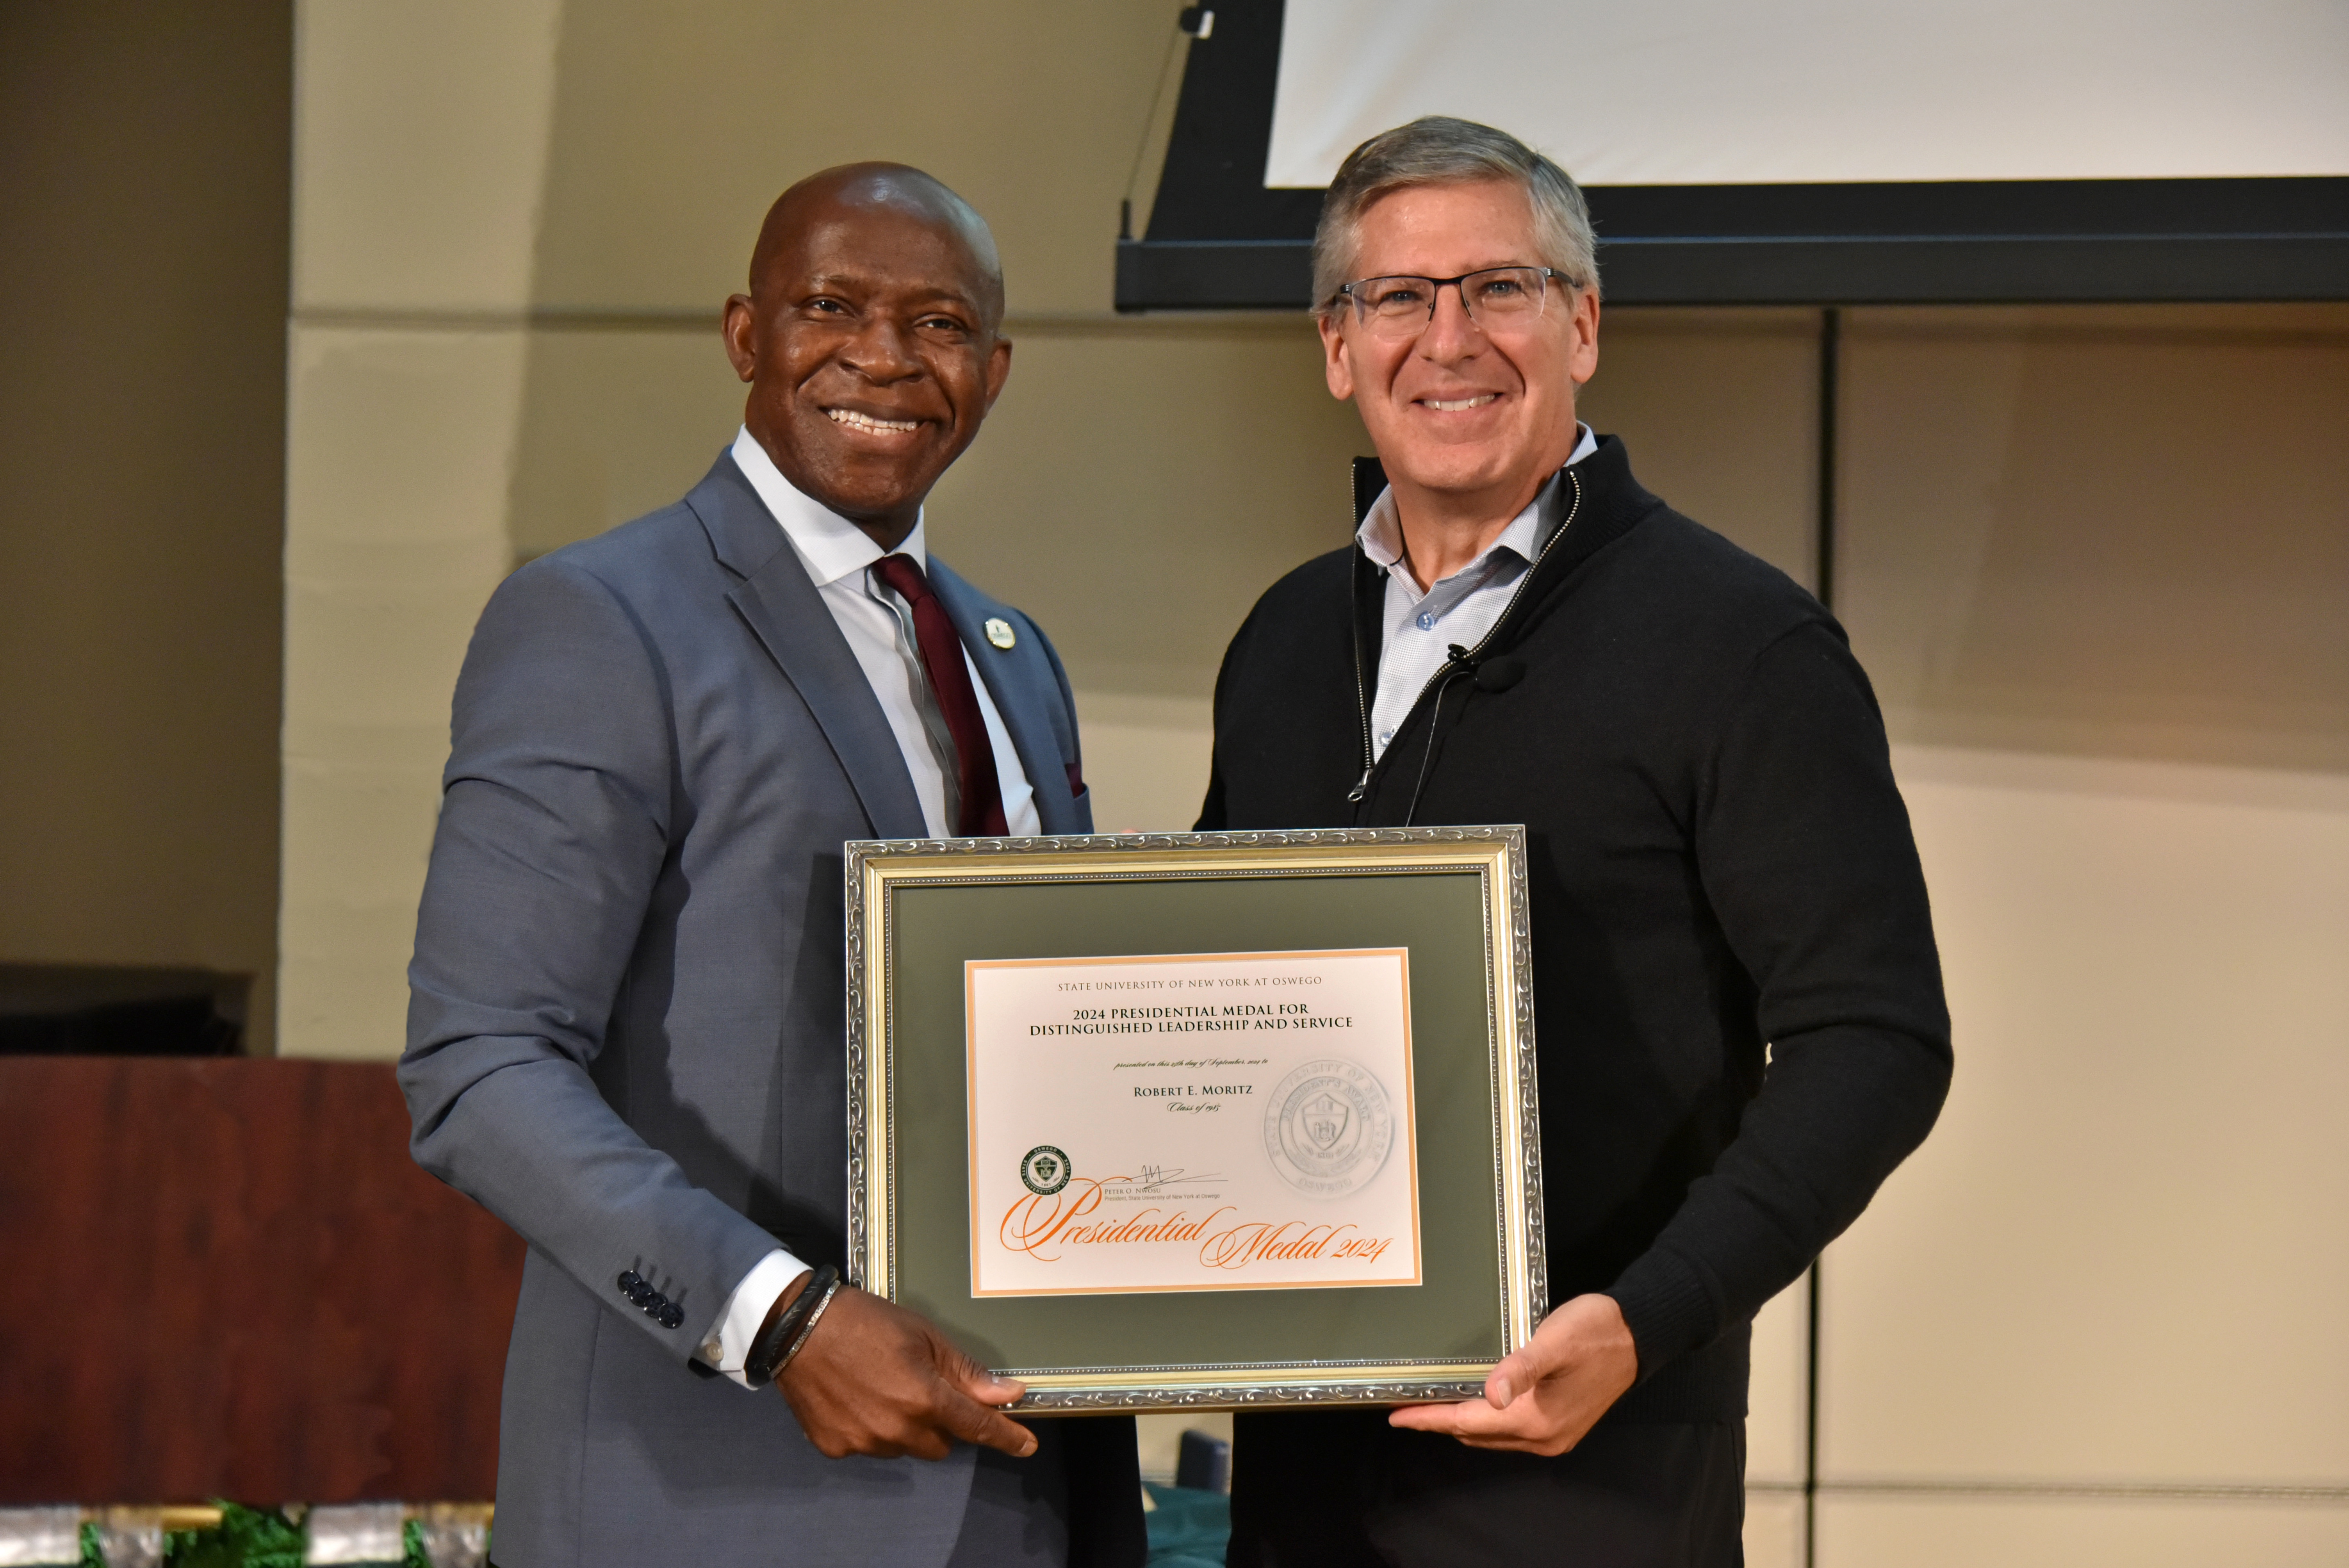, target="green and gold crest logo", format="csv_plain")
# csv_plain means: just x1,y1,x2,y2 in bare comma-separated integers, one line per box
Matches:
1019,1144,1071,1195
